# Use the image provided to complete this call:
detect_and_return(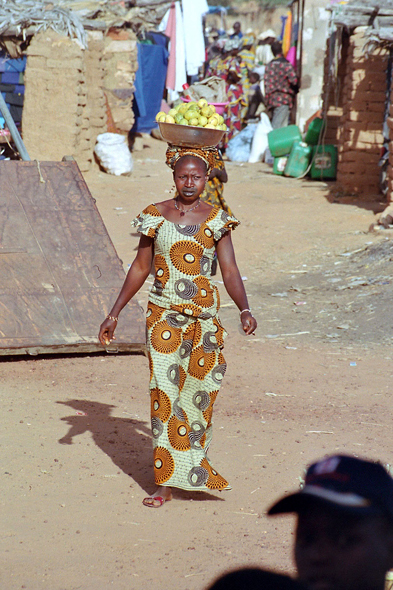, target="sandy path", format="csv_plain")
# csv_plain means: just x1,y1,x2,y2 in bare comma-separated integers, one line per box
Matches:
2,136,392,590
